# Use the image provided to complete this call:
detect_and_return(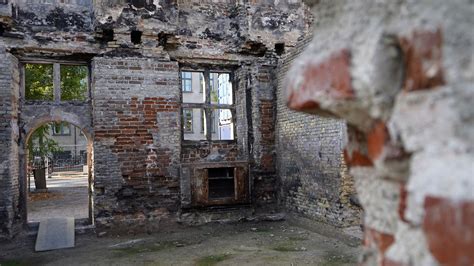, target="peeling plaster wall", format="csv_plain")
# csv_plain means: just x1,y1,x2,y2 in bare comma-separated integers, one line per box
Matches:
286,0,474,264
